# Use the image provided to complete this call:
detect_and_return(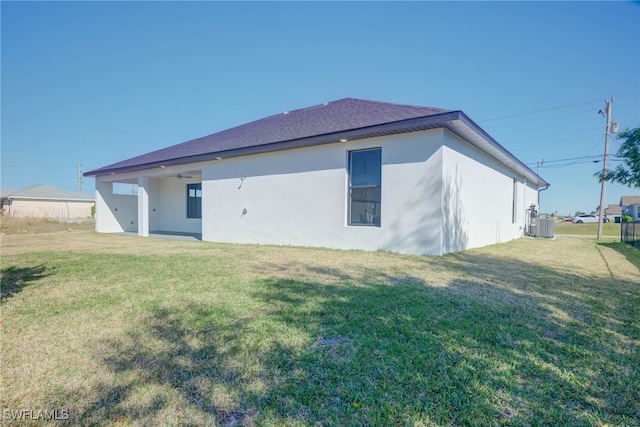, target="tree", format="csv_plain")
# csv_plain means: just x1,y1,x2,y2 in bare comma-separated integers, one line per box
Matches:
597,127,640,188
